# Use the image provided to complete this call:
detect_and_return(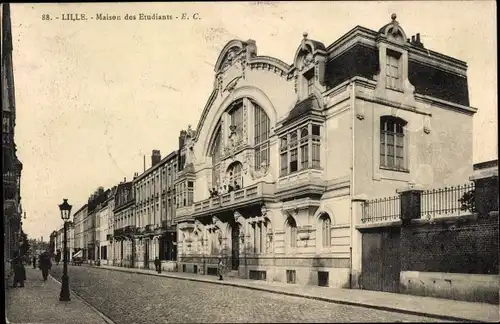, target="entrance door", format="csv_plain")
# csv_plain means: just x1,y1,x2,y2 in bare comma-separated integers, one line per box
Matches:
361,227,401,292
144,239,149,268
231,224,240,270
